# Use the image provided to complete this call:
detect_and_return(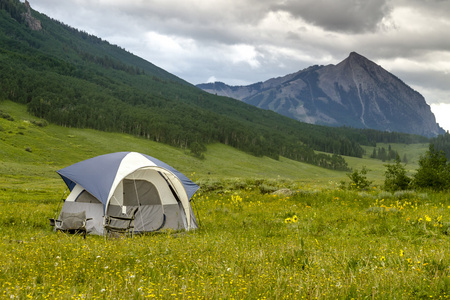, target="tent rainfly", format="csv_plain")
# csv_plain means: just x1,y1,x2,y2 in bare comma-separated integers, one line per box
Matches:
55,152,200,235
